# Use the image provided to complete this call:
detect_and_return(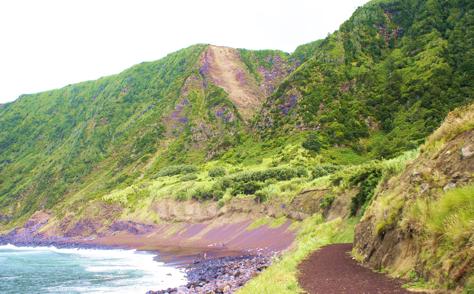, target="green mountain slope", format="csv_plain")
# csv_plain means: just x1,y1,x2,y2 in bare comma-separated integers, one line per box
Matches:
256,0,474,158
0,44,205,217
0,44,294,221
